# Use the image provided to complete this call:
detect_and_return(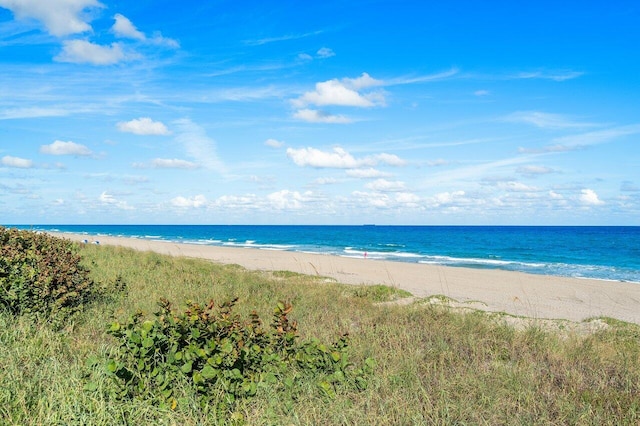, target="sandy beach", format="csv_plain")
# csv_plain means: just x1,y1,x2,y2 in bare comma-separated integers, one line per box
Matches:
58,233,640,325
